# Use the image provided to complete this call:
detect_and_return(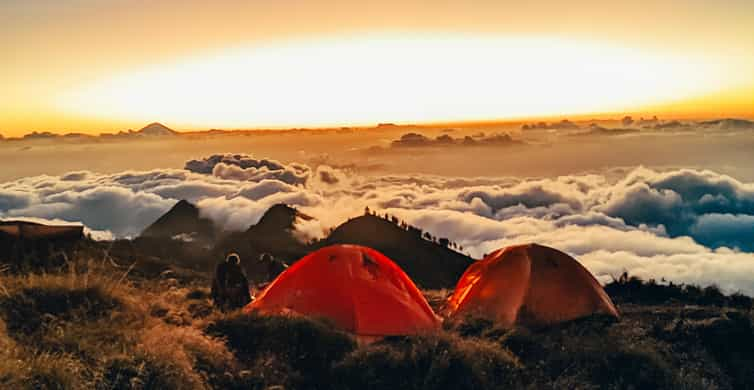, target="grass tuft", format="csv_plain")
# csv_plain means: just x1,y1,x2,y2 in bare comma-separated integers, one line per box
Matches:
333,332,522,390
206,312,356,388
